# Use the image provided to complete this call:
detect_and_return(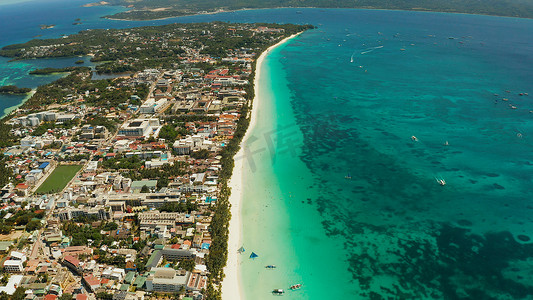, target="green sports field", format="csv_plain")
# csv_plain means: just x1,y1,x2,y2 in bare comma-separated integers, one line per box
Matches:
35,165,83,194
